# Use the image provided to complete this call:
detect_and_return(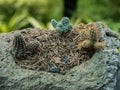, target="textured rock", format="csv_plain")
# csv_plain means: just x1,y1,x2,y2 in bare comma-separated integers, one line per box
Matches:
0,22,120,90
